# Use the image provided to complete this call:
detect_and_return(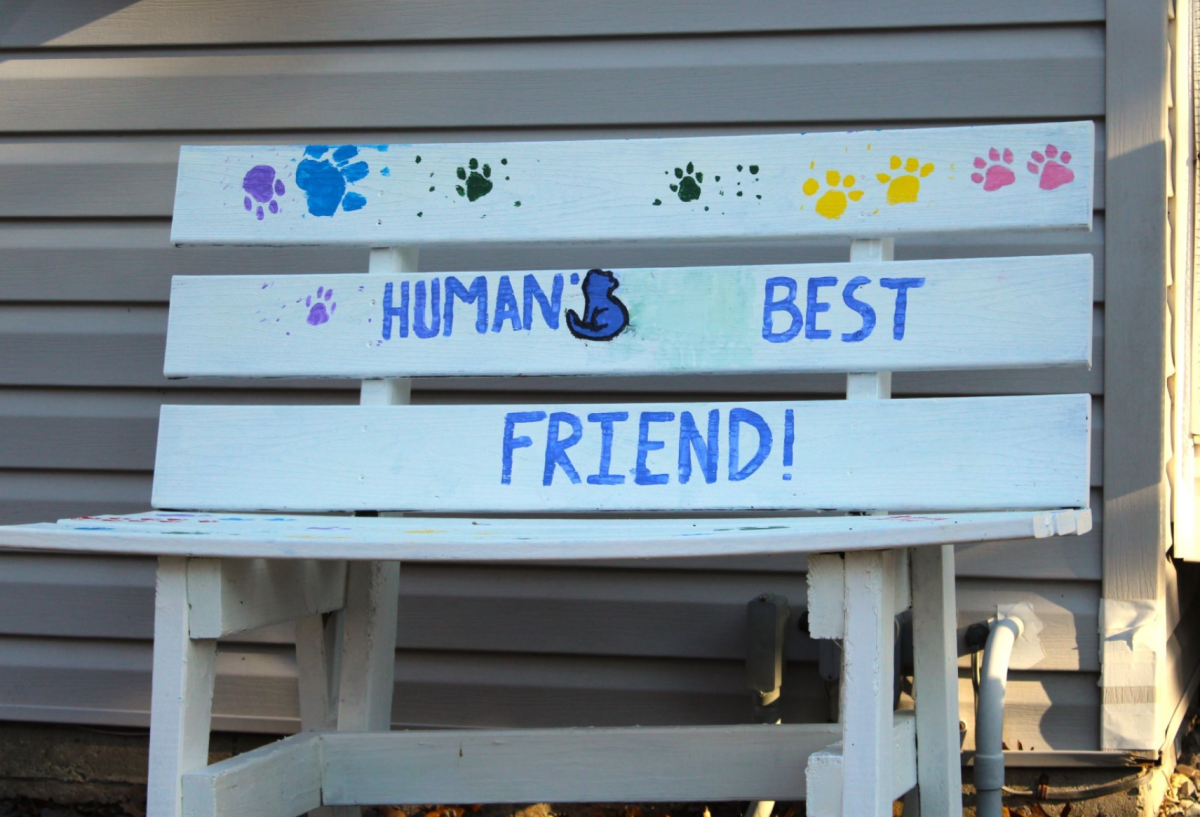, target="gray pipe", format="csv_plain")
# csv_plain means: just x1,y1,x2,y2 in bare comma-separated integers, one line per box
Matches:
975,616,1024,817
